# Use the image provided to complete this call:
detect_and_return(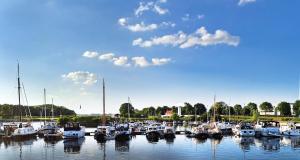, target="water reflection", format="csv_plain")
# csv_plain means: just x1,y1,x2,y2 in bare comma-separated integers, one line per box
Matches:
2,135,300,160
259,137,280,151
234,137,255,151
63,138,85,154
0,137,37,149
115,141,130,152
